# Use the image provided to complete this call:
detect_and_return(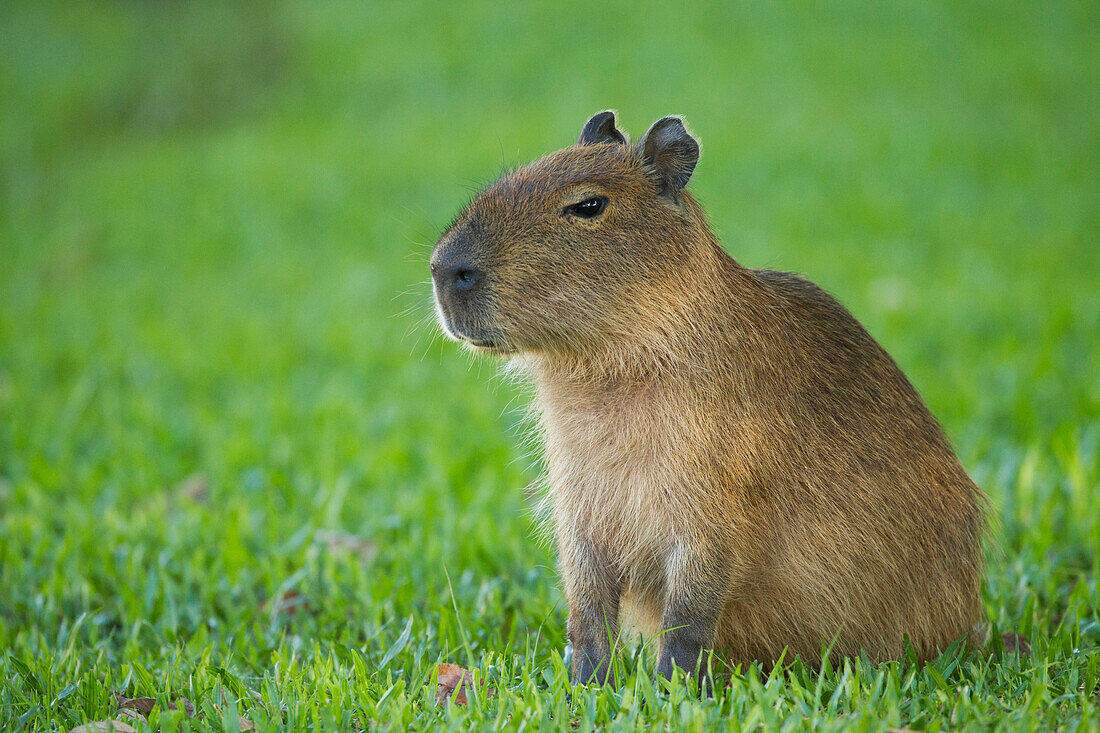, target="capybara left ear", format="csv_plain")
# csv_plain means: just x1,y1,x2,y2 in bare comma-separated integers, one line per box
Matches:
578,110,627,146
